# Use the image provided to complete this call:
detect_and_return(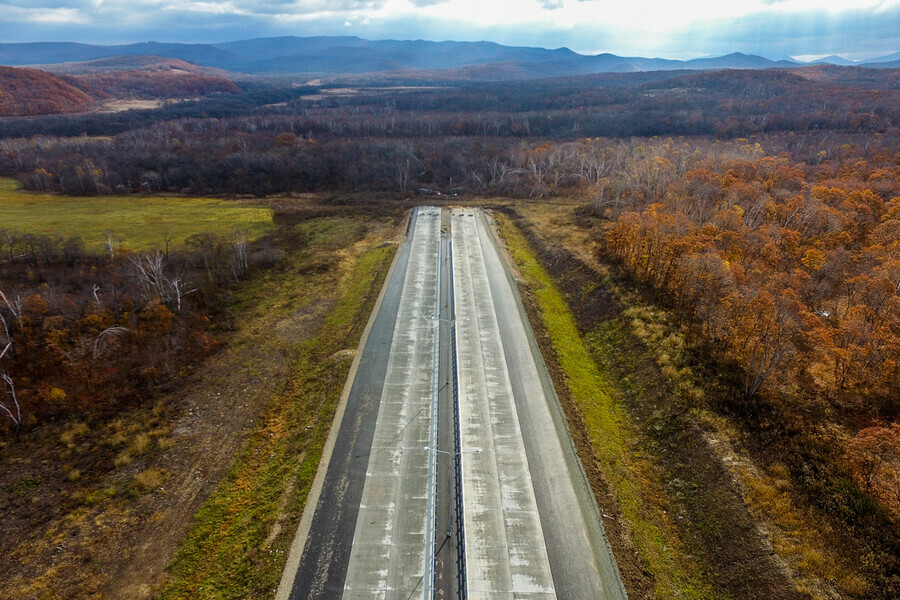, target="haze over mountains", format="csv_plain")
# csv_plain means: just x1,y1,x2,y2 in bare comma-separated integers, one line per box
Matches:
2,36,900,79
